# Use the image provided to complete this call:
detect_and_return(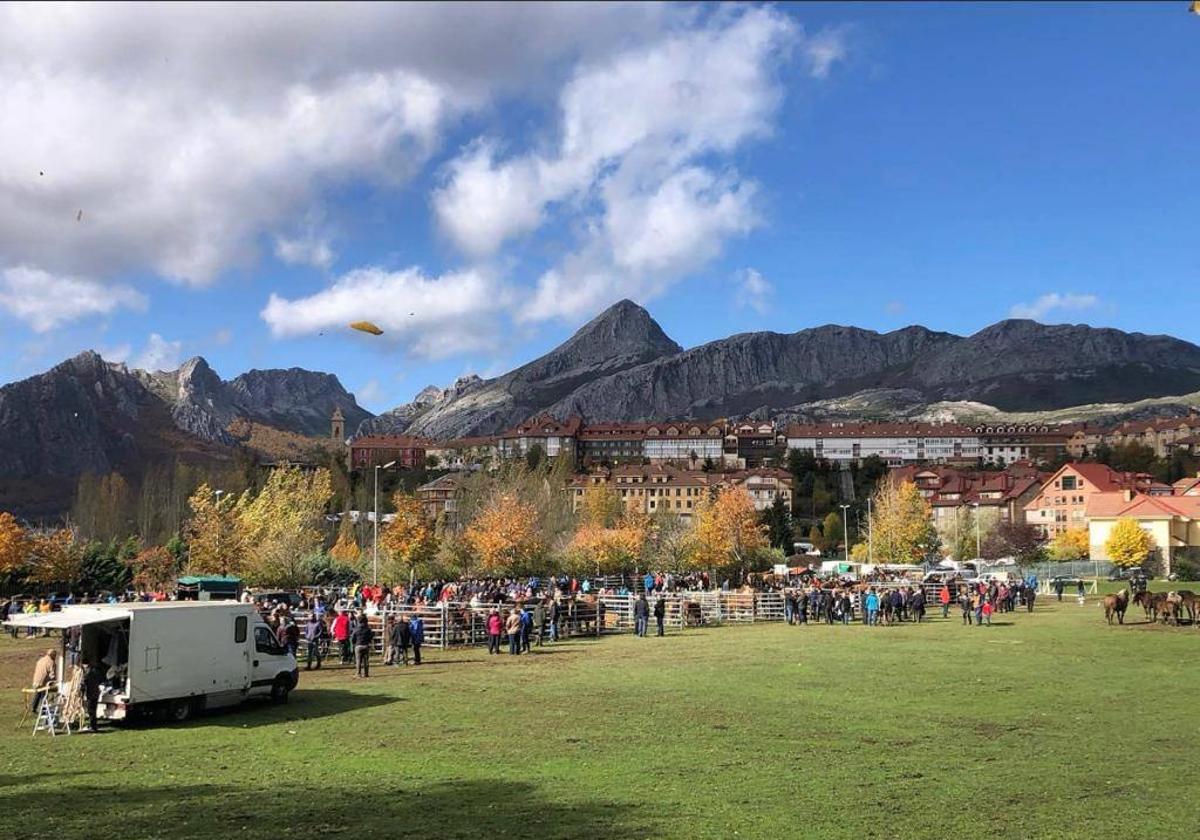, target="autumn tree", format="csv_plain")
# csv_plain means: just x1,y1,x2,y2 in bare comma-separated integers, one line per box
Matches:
127,545,179,593
690,487,767,575
0,512,30,578
185,483,244,578
579,485,625,528
1049,527,1090,562
26,529,83,586
1105,518,1154,569
643,508,694,574
566,512,648,576
464,493,545,576
236,467,333,587
981,520,1046,566
850,542,870,563
329,516,361,565
378,493,438,583
822,510,845,550
869,479,936,564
